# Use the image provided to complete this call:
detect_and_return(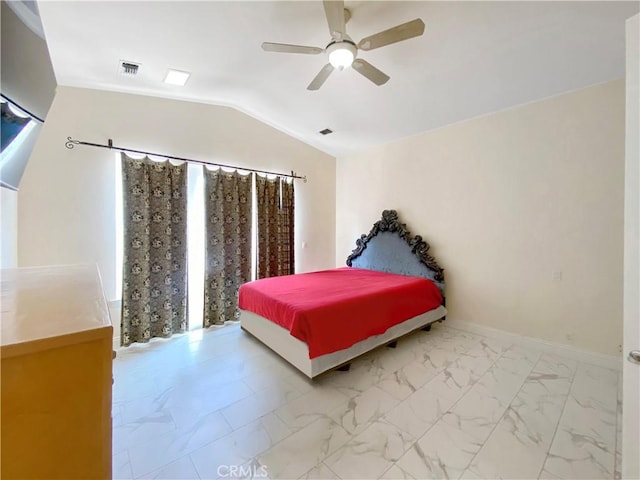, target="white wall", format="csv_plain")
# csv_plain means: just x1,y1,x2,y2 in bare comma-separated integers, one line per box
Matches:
18,86,336,301
1,187,18,269
622,13,639,480
336,80,624,356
